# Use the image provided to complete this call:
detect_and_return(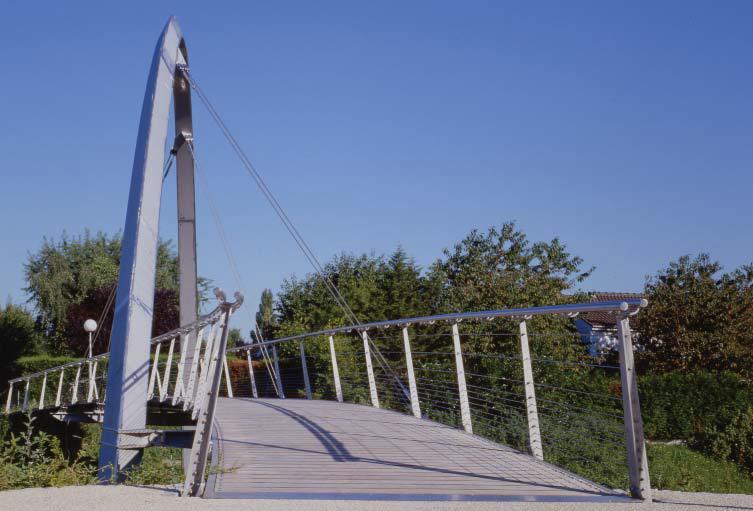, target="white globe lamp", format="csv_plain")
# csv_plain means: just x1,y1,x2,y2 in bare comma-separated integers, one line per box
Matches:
84,319,98,358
